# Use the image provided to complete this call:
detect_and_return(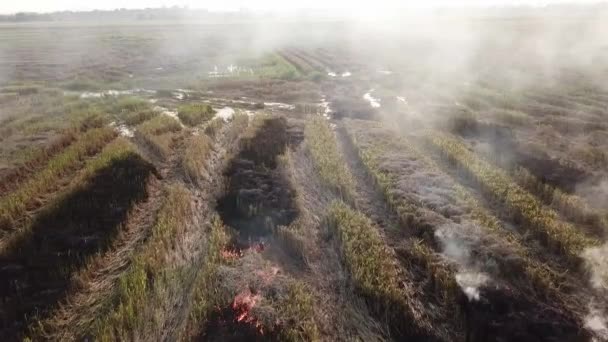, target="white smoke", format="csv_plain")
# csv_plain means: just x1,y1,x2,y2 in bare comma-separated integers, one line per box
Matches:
583,243,608,291
582,243,608,340
576,179,608,215
456,272,490,301
434,223,492,301
586,306,608,341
